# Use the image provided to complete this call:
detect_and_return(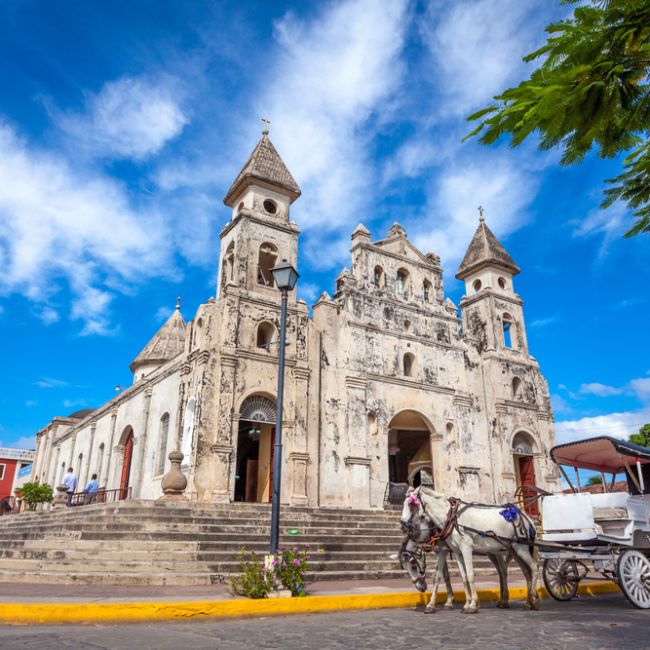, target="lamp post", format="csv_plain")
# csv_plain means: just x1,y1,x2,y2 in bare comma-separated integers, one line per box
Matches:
269,259,299,555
